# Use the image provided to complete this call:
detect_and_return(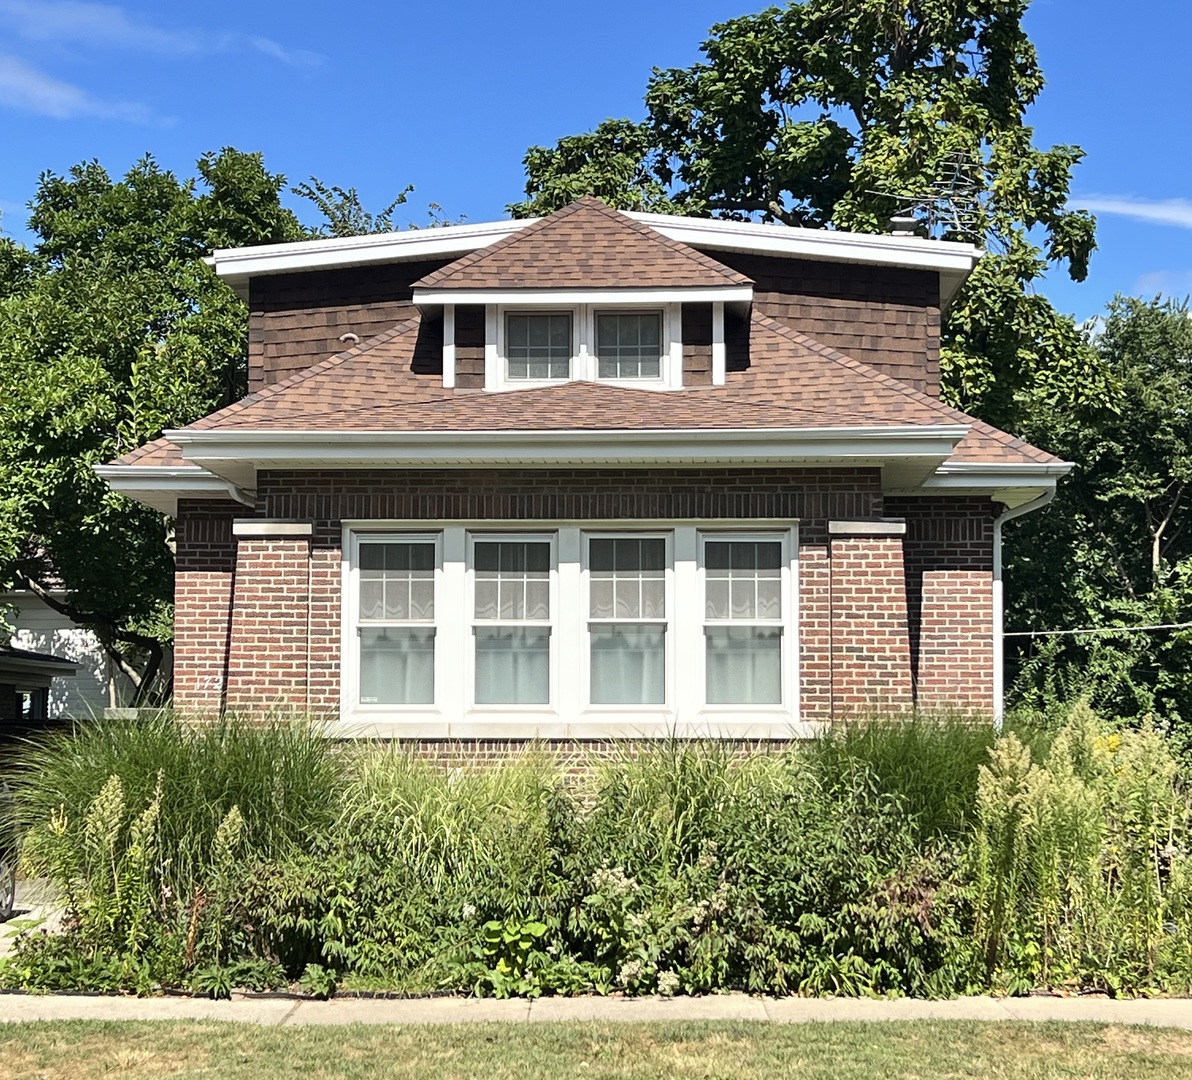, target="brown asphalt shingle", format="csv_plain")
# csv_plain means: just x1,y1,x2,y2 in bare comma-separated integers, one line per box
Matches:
413,197,752,291
106,309,1060,469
